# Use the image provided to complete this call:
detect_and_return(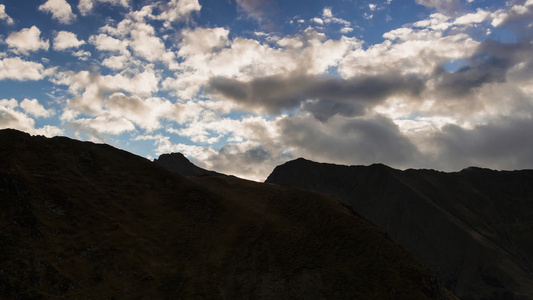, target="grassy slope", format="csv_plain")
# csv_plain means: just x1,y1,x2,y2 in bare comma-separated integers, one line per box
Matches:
0,129,453,299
